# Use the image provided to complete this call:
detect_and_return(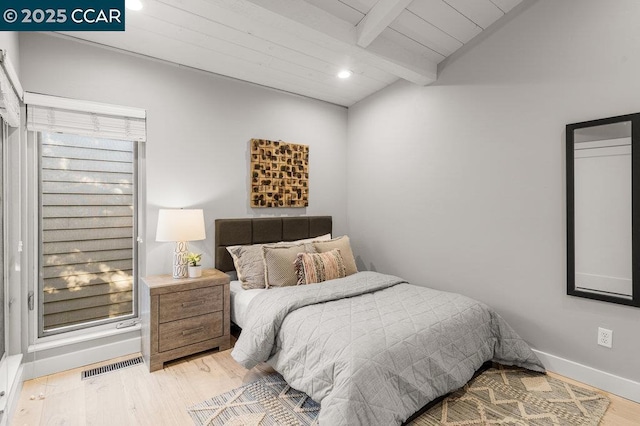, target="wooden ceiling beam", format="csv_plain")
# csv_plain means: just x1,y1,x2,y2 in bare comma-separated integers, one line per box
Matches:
356,0,414,48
